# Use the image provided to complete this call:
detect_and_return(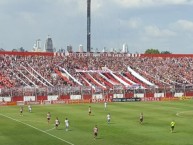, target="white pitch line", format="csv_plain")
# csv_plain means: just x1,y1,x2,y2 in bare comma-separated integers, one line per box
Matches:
45,127,55,132
176,110,193,117
0,113,74,145
176,112,182,117
176,111,186,117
